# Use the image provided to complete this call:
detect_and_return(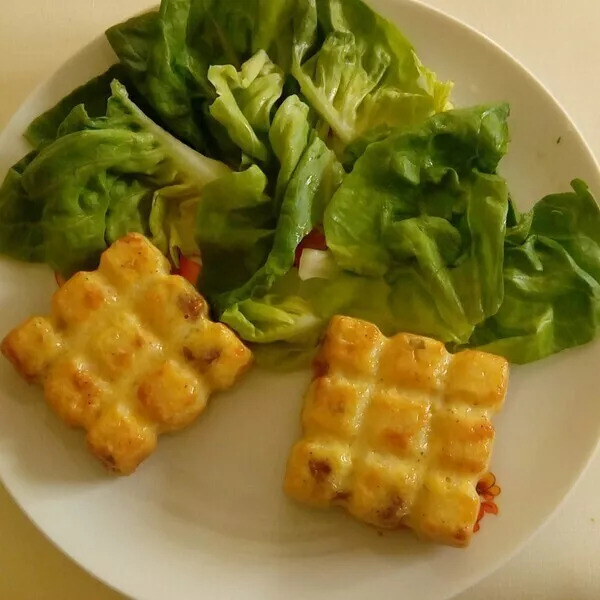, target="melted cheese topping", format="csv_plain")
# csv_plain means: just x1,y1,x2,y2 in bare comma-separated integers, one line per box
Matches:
284,316,508,547
1,234,252,475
